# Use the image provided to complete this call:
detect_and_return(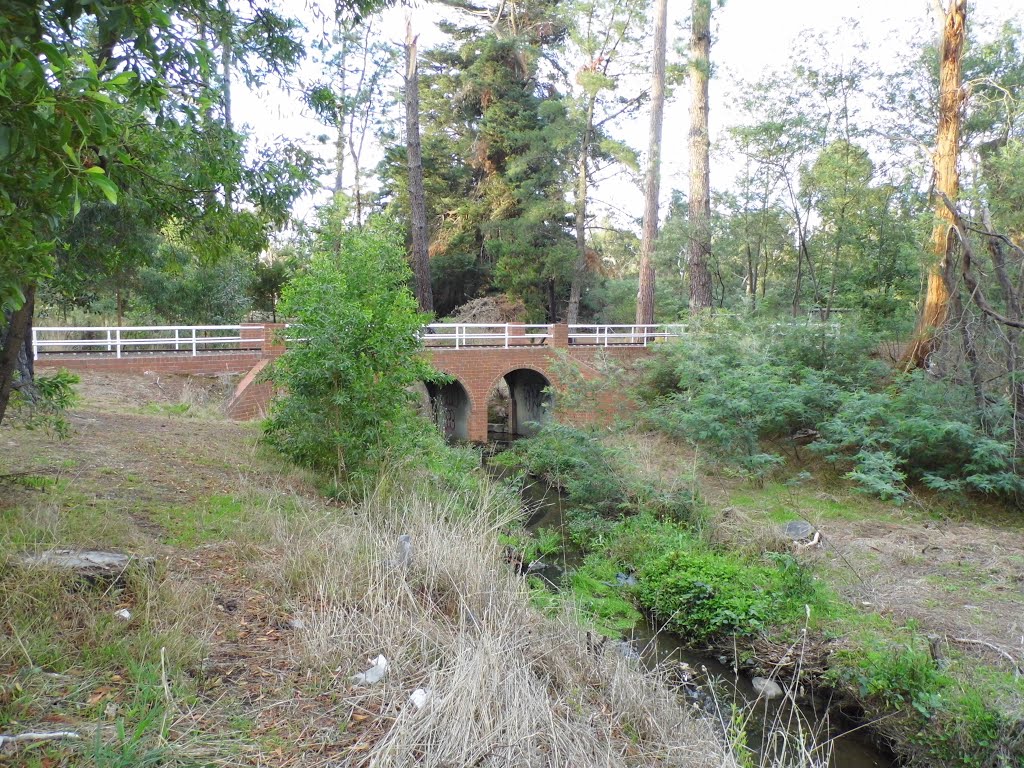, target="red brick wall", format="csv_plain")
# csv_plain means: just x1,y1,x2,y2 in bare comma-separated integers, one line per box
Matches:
36,352,263,376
